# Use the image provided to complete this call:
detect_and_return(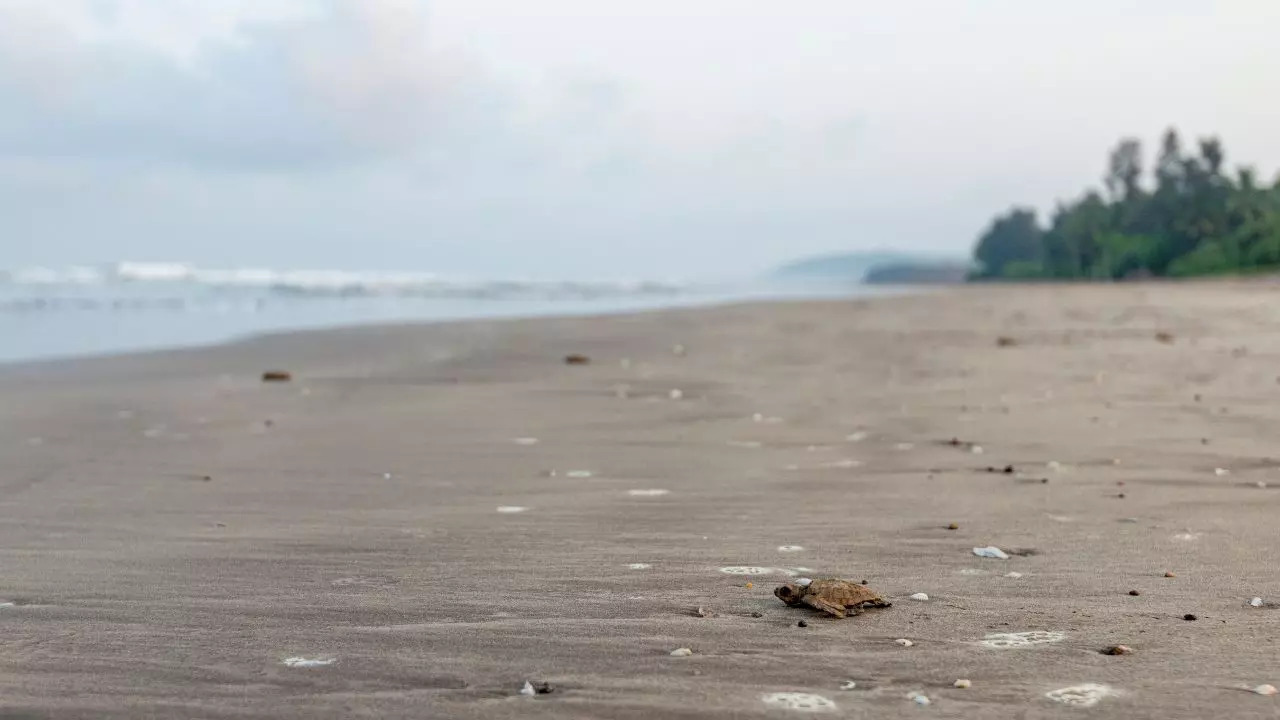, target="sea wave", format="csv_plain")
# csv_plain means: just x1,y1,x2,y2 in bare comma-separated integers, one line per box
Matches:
0,262,690,302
